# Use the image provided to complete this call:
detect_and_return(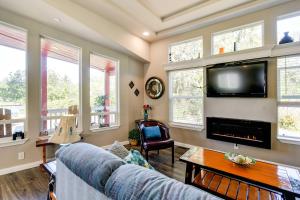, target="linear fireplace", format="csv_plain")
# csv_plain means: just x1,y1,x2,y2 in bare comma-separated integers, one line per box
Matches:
207,117,271,149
